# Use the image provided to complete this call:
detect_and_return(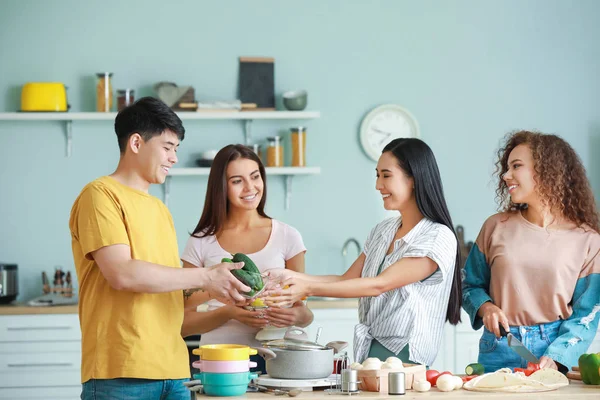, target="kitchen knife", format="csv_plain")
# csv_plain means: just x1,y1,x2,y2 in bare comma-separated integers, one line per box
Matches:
499,325,540,364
